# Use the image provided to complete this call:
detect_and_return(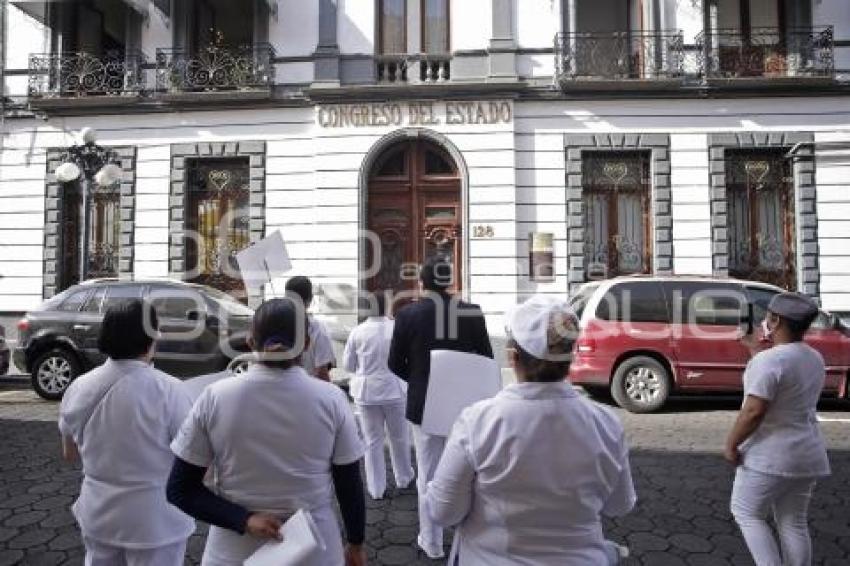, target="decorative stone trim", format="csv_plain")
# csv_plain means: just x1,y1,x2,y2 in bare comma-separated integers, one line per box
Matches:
168,141,267,305
43,146,136,299
707,132,818,298
564,133,673,294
